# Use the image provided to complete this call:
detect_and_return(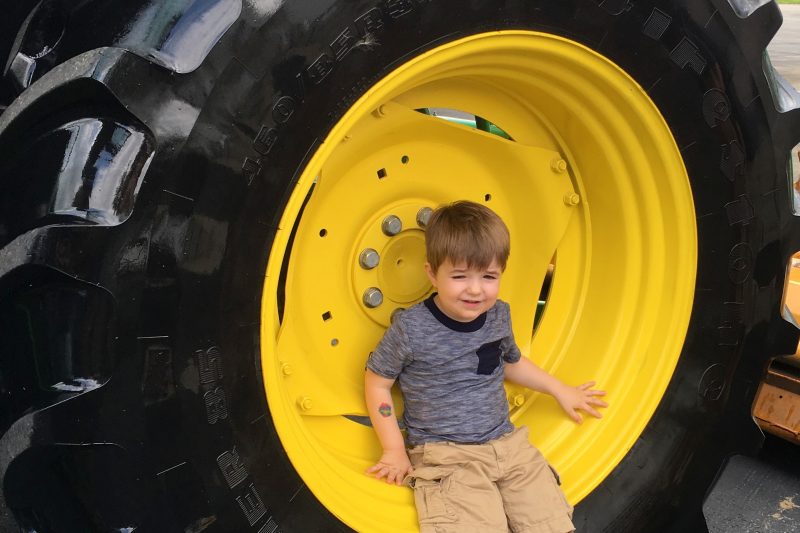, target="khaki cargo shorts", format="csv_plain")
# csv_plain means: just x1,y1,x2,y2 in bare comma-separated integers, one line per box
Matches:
406,426,574,533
